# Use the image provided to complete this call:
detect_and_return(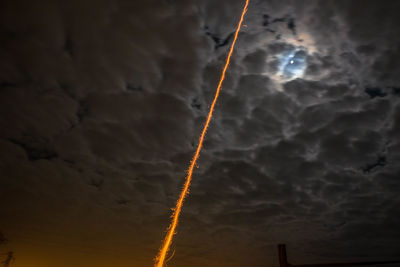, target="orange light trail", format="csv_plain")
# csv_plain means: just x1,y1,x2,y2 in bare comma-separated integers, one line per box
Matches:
154,1,250,266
